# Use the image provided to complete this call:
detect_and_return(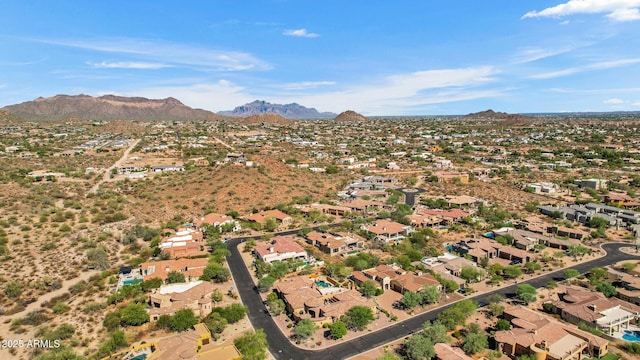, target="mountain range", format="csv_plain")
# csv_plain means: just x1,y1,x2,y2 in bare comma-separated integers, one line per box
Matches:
218,100,336,118
1,95,337,121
